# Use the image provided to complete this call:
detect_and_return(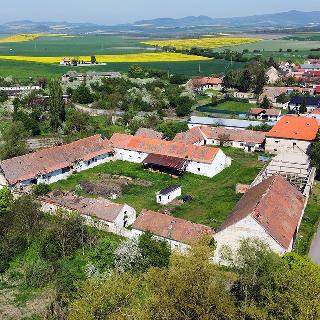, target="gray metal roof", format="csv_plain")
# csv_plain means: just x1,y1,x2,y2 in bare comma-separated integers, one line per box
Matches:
300,64,320,69
189,116,275,129
158,185,181,196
